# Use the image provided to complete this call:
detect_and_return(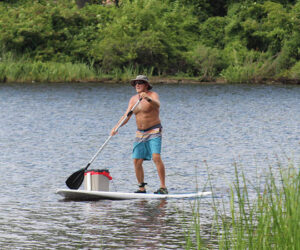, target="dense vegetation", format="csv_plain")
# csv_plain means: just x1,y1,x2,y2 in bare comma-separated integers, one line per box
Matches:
1,0,300,83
